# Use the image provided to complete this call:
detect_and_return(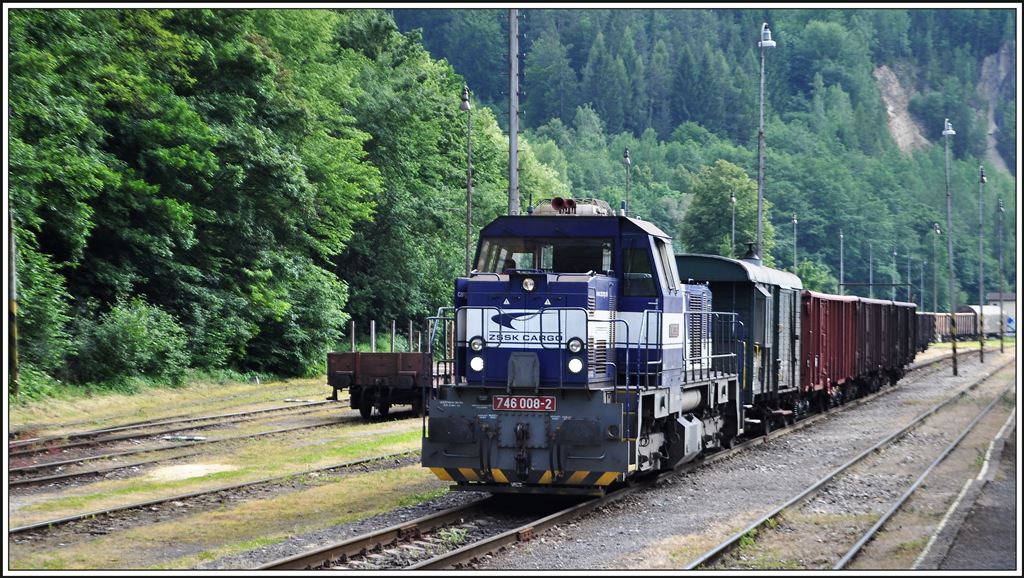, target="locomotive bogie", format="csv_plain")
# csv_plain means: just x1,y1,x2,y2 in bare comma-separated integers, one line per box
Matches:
423,373,738,495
